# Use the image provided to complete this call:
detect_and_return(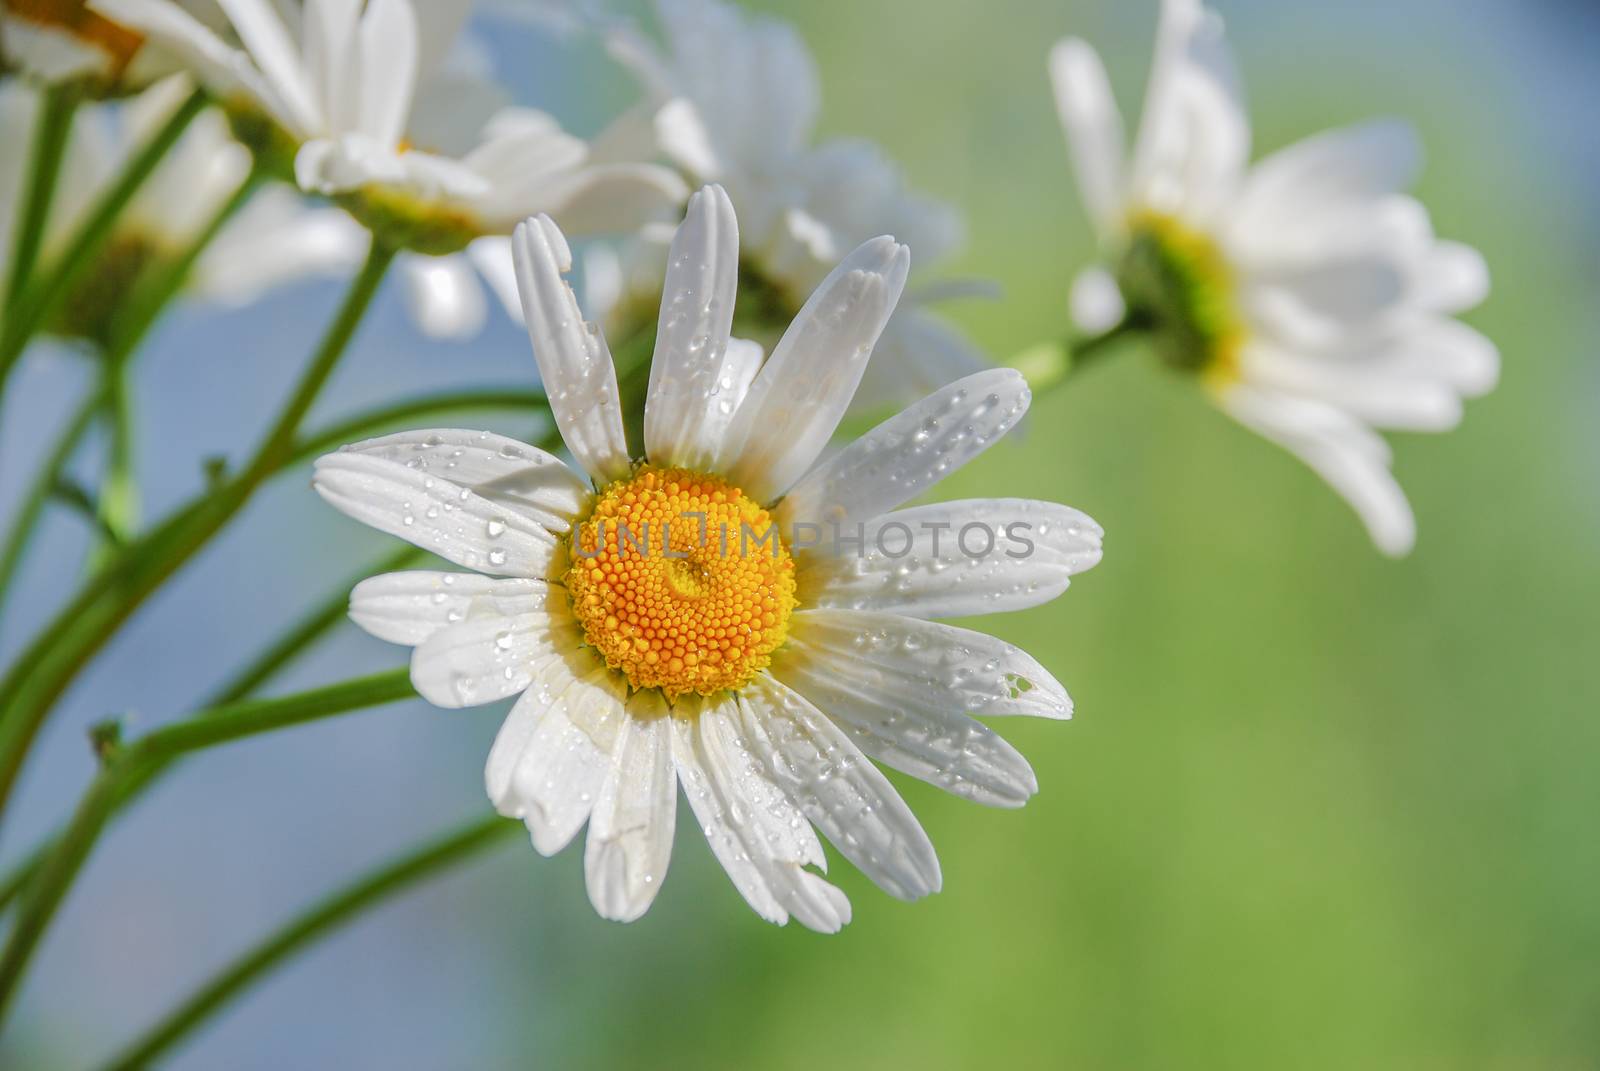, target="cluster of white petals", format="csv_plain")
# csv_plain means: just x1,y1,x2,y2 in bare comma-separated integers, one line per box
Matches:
593,0,992,410
314,186,1103,929
89,0,688,336
1051,0,1497,554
